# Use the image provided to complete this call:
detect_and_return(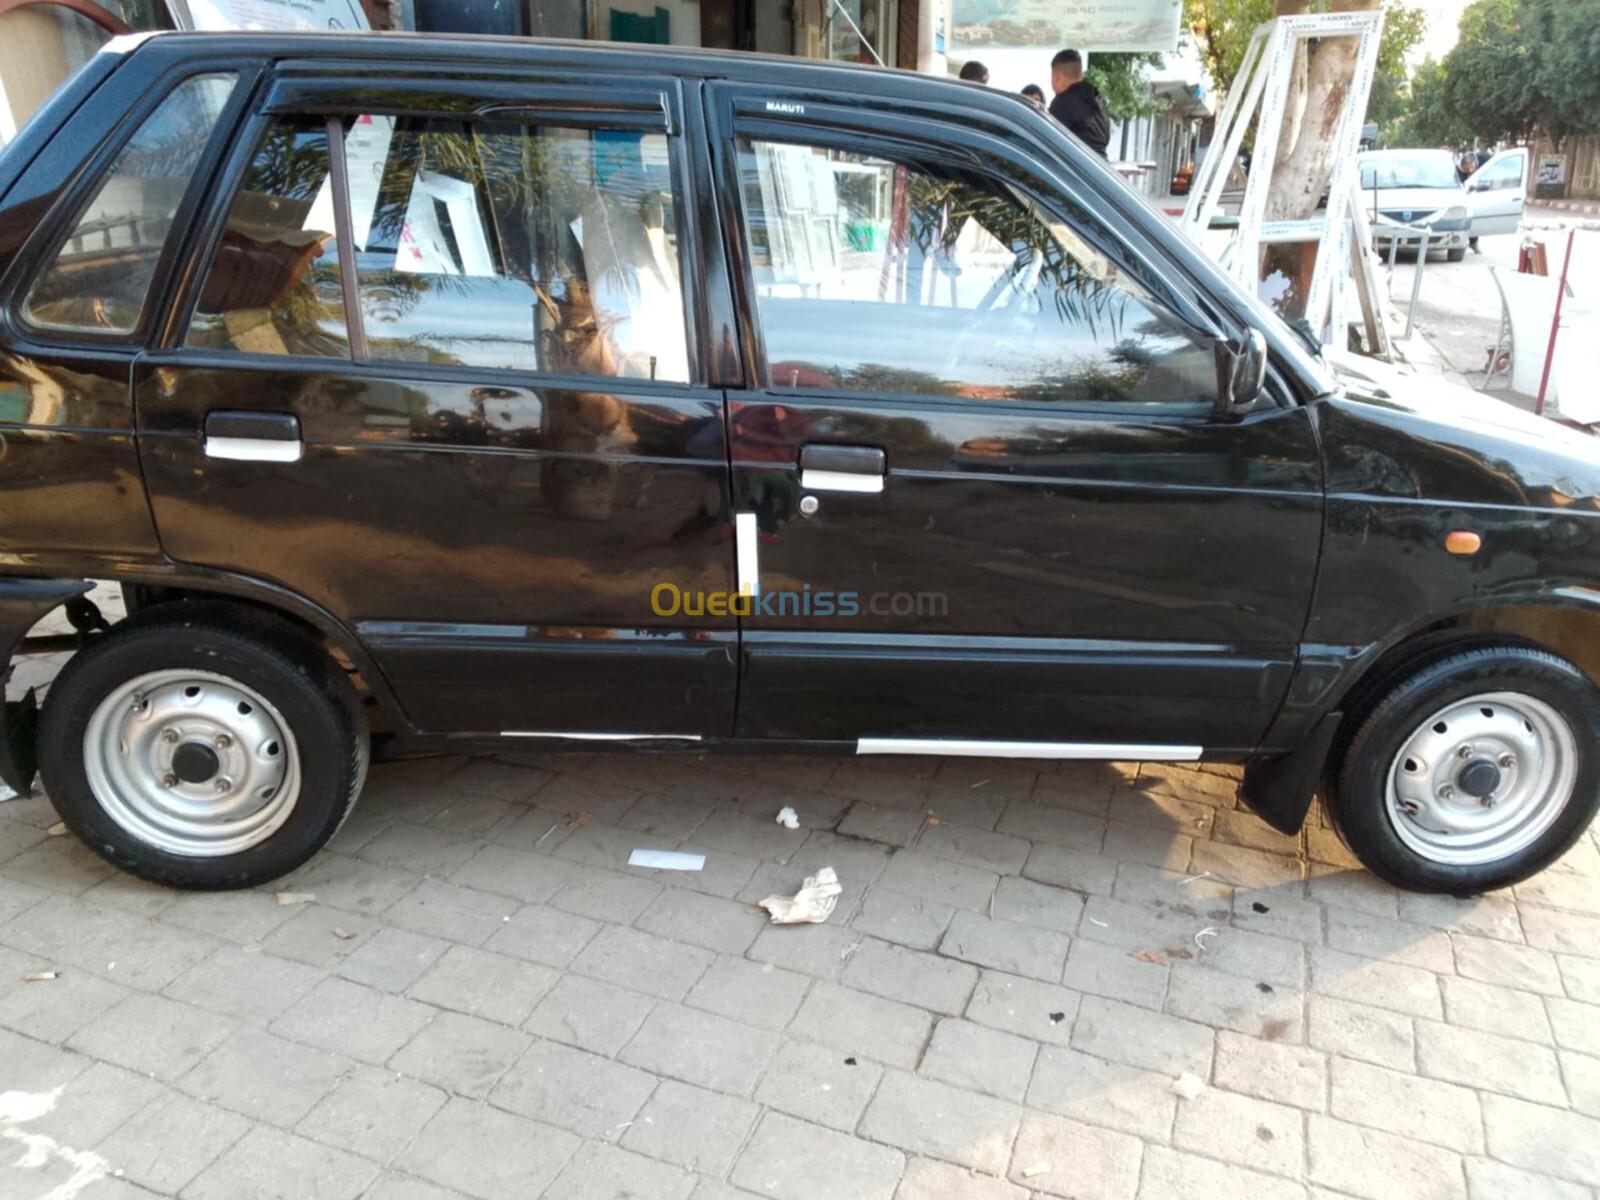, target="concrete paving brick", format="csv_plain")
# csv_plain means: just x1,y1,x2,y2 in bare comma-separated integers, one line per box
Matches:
1189,840,1302,889
1304,868,1402,918
1059,939,1169,1011
357,822,483,877
1215,1030,1327,1110
383,878,519,947
3,893,217,992
1210,807,1300,855
1078,894,1222,960
623,1079,760,1174
838,802,927,847
788,981,936,1069
988,875,1083,934
397,1097,581,1199
747,920,863,980
1326,908,1455,973
1138,1145,1308,1200
1072,995,1214,1077
918,1018,1037,1102
183,1126,378,1200
27,1060,165,1148
1545,995,1600,1056
269,976,436,1065
1453,934,1564,996
1165,962,1304,1042
1110,862,1233,910
917,822,1030,875
484,903,601,968
753,1038,883,1132
97,1094,251,1194
995,802,1106,853
1482,1093,1600,1187
615,793,715,838
571,925,716,1002
1330,1057,1483,1153
1311,947,1443,1019
271,852,423,915
549,1141,695,1200
1415,1019,1567,1103
893,1157,1027,1200
1517,904,1600,956
878,850,999,912
621,1002,779,1094
179,1029,350,1127
1025,1046,1176,1141
163,946,325,1024
1191,925,1307,991
1307,995,1415,1071
159,889,298,943
407,943,559,1026
550,867,667,925
938,910,1069,983
1438,976,1553,1042
1100,820,1192,872
492,1038,657,1139
0,961,126,1042
297,1064,447,1161
732,1112,904,1200
387,1010,530,1099
845,936,979,1014
1560,1048,1600,1118
964,969,1081,1048
686,955,811,1031
523,972,656,1056
1230,889,1323,944
1008,1113,1143,1200
1463,1158,1590,1200
1022,842,1117,896
335,926,451,993
447,843,584,904
635,888,767,955
1558,952,1600,1003
854,888,957,951
1307,1115,1466,1200
1514,869,1600,916
1173,1087,1305,1177
257,904,382,970
1397,892,1523,942
67,993,237,1081
1,837,117,895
